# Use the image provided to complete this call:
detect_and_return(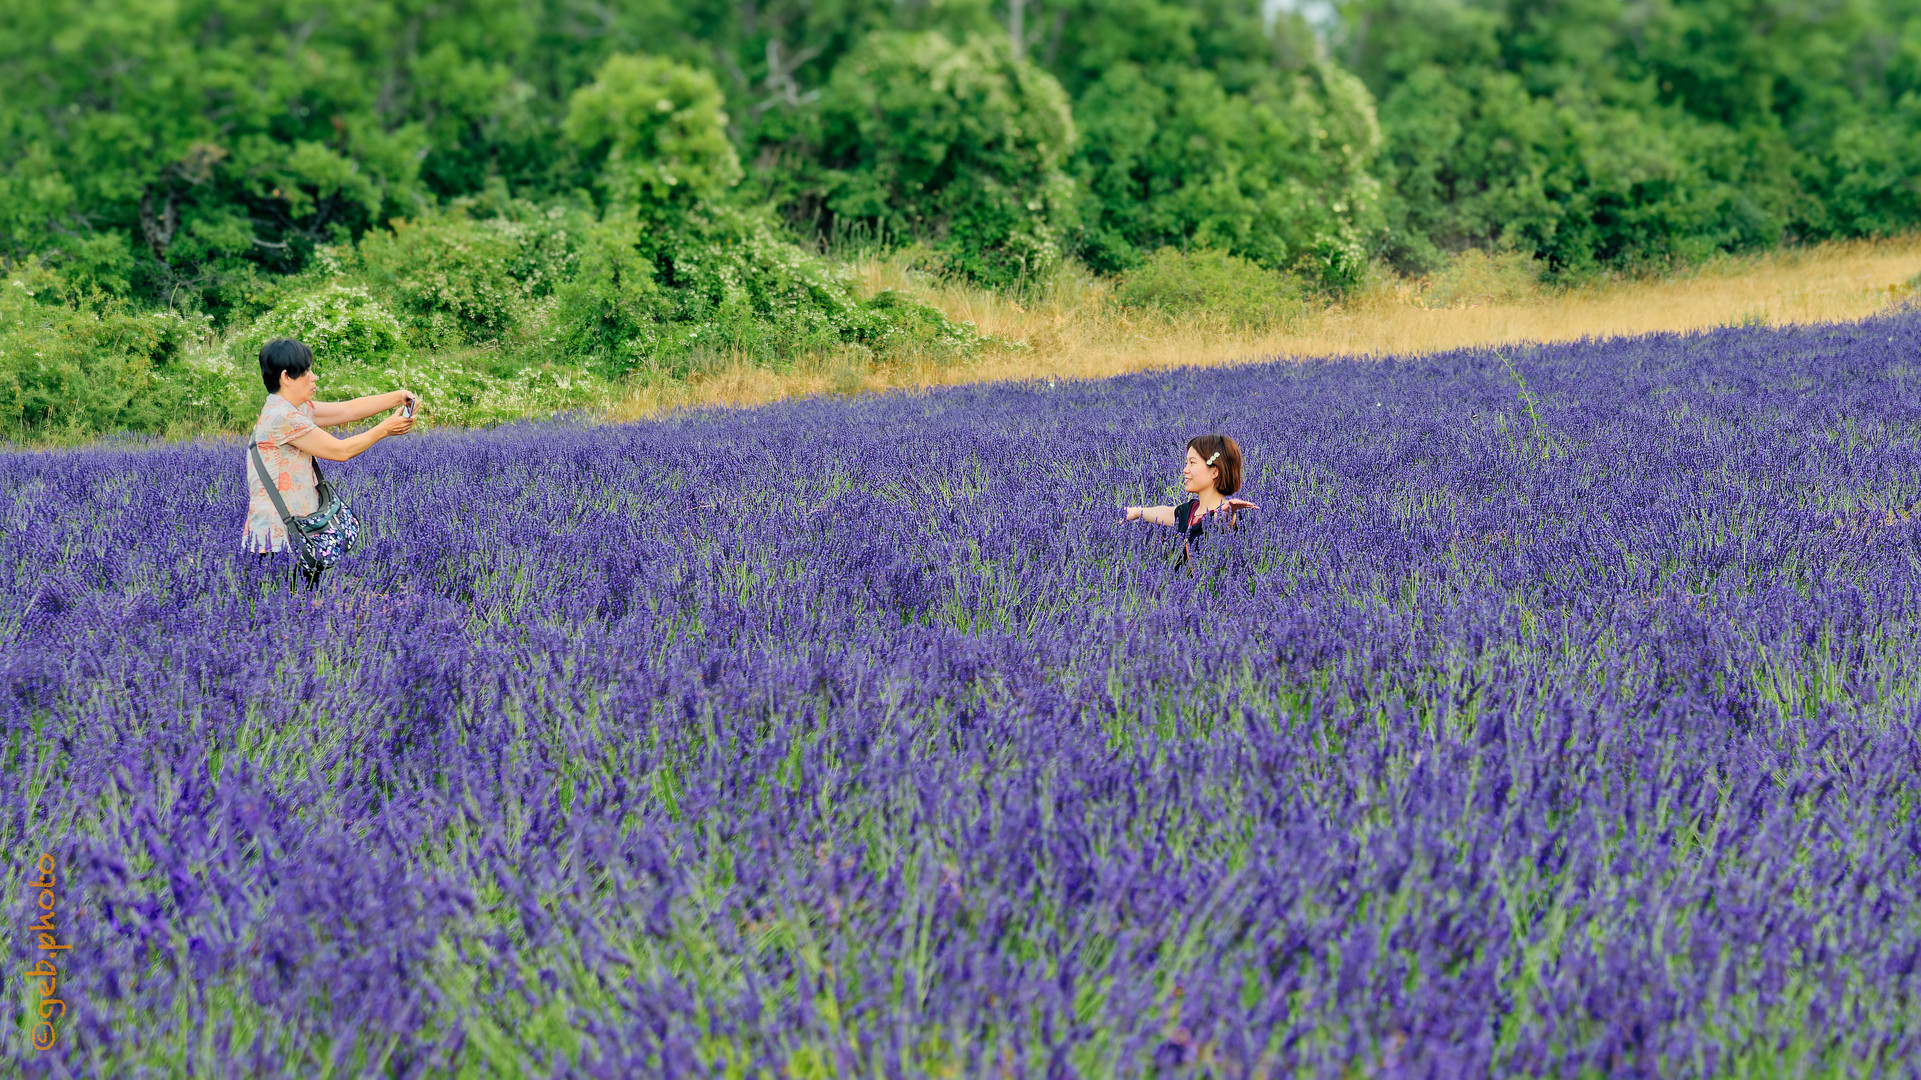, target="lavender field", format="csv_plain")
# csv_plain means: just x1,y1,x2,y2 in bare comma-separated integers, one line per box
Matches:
7,316,1921,1077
